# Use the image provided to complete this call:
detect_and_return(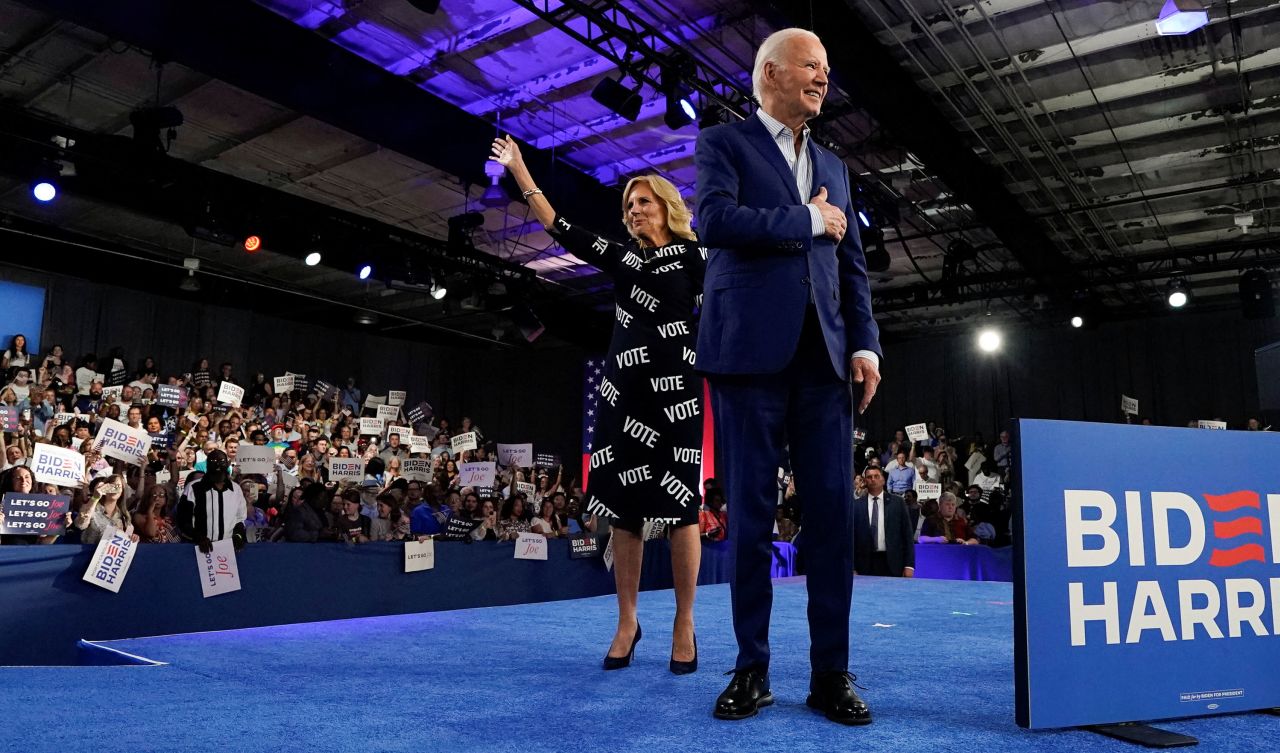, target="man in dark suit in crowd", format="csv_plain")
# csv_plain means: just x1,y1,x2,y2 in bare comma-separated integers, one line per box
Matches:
853,466,915,578
695,27,882,725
